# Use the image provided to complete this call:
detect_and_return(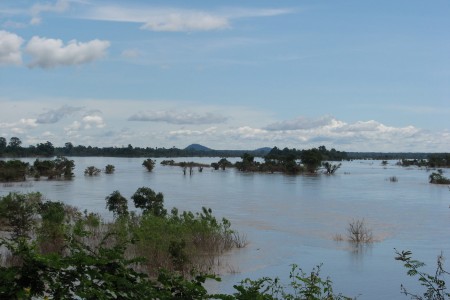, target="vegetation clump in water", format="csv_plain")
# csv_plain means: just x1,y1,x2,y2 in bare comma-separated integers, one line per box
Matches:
429,169,450,184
